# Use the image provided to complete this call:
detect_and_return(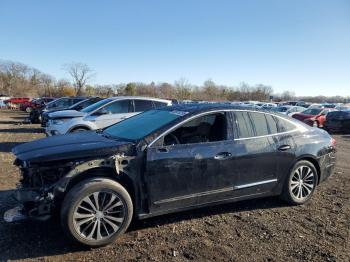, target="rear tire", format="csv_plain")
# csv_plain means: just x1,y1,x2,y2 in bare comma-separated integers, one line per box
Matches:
60,178,133,247
281,160,318,205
